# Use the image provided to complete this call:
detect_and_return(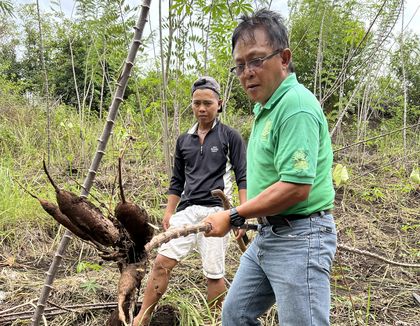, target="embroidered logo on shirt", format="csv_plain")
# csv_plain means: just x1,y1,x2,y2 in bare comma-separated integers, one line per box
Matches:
211,146,219,153
292,149,309,172
261,120,272,141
